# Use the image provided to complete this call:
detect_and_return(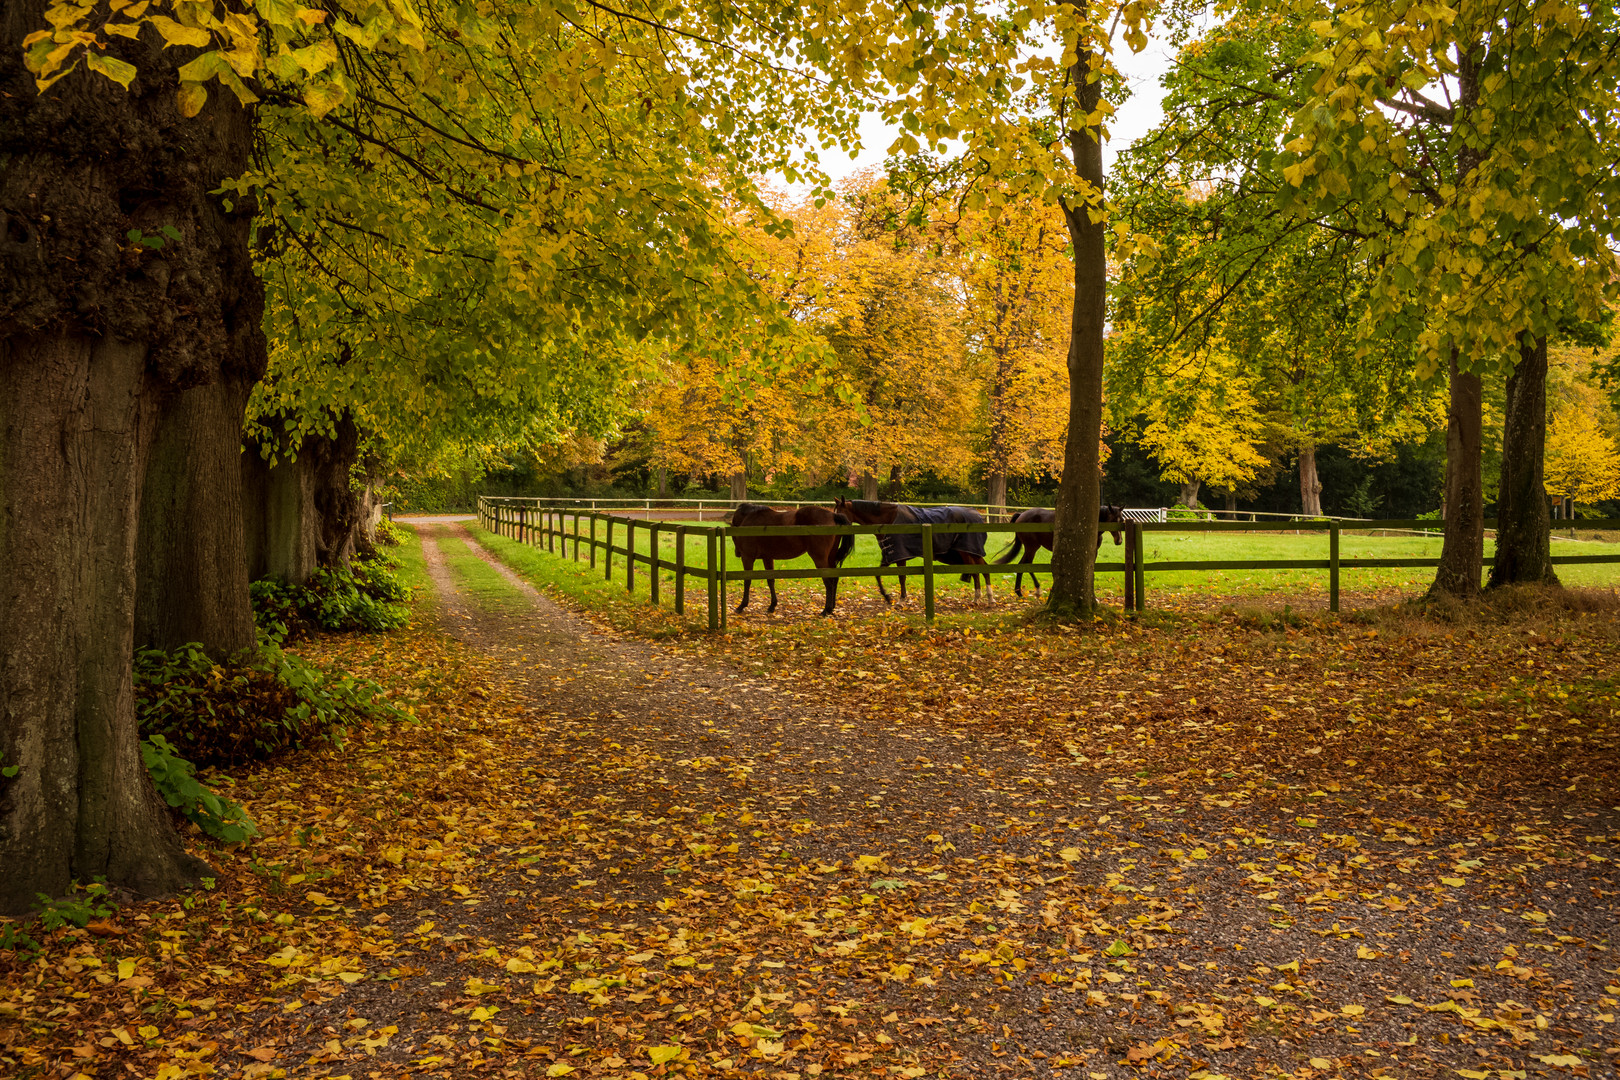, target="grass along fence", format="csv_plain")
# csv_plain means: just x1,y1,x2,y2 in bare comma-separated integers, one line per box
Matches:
476,497,1620,626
